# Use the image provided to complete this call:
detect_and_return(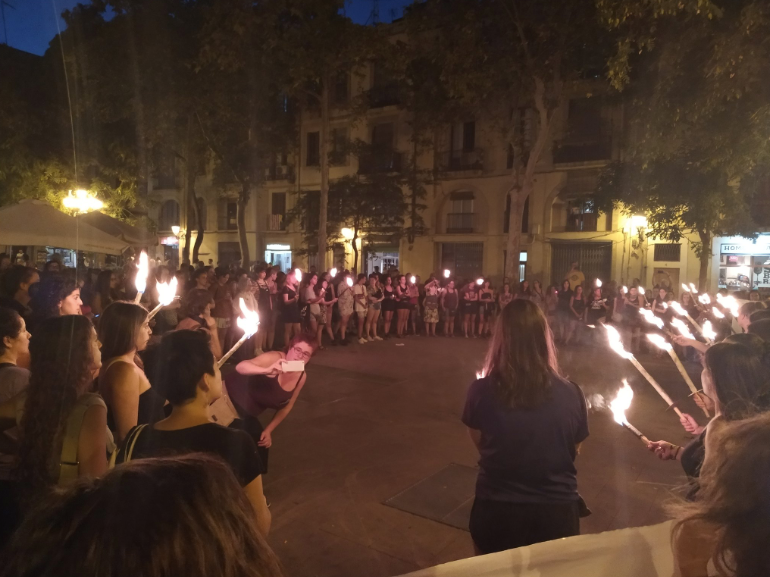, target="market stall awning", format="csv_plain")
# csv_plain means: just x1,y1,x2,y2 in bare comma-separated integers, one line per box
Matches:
80,210,157,247
0,200,128,255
